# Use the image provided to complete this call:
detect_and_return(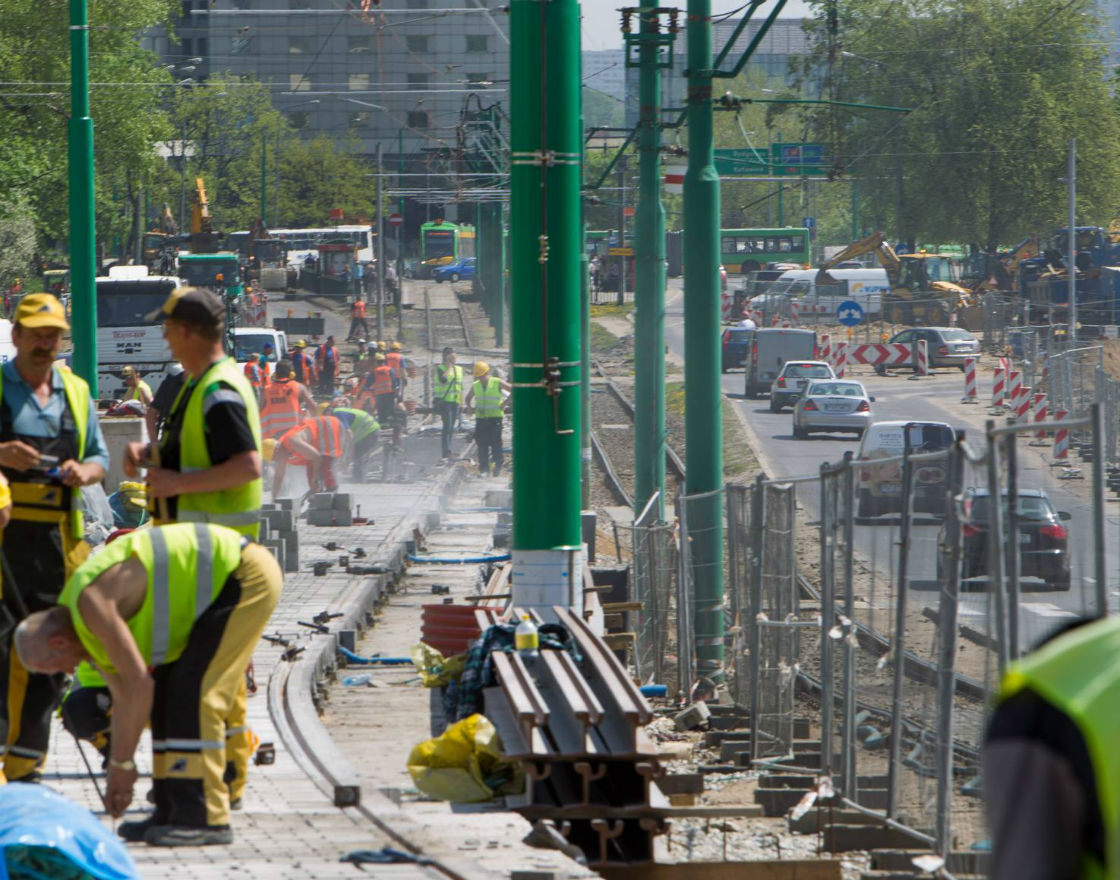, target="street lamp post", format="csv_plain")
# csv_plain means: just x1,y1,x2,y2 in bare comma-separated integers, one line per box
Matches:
68,0,97,393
